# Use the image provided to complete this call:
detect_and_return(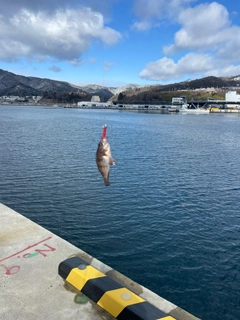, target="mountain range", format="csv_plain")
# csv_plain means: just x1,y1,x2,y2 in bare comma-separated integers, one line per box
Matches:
0,69,140,102
0,68,240,104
